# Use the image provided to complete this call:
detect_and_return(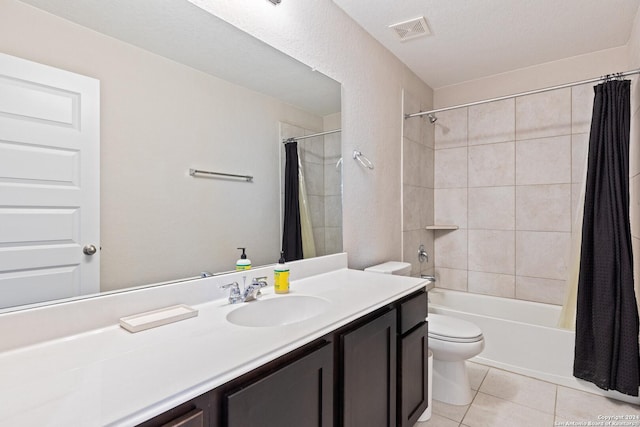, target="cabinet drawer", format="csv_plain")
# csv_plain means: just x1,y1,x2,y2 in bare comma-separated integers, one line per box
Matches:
160,409,203,427
137,393,210,427
399,291,427,335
